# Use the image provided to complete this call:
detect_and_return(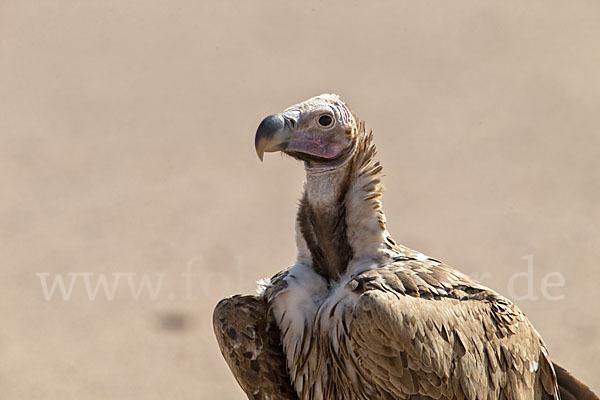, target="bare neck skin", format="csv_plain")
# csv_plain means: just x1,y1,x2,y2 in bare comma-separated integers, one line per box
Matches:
296,140,390,281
